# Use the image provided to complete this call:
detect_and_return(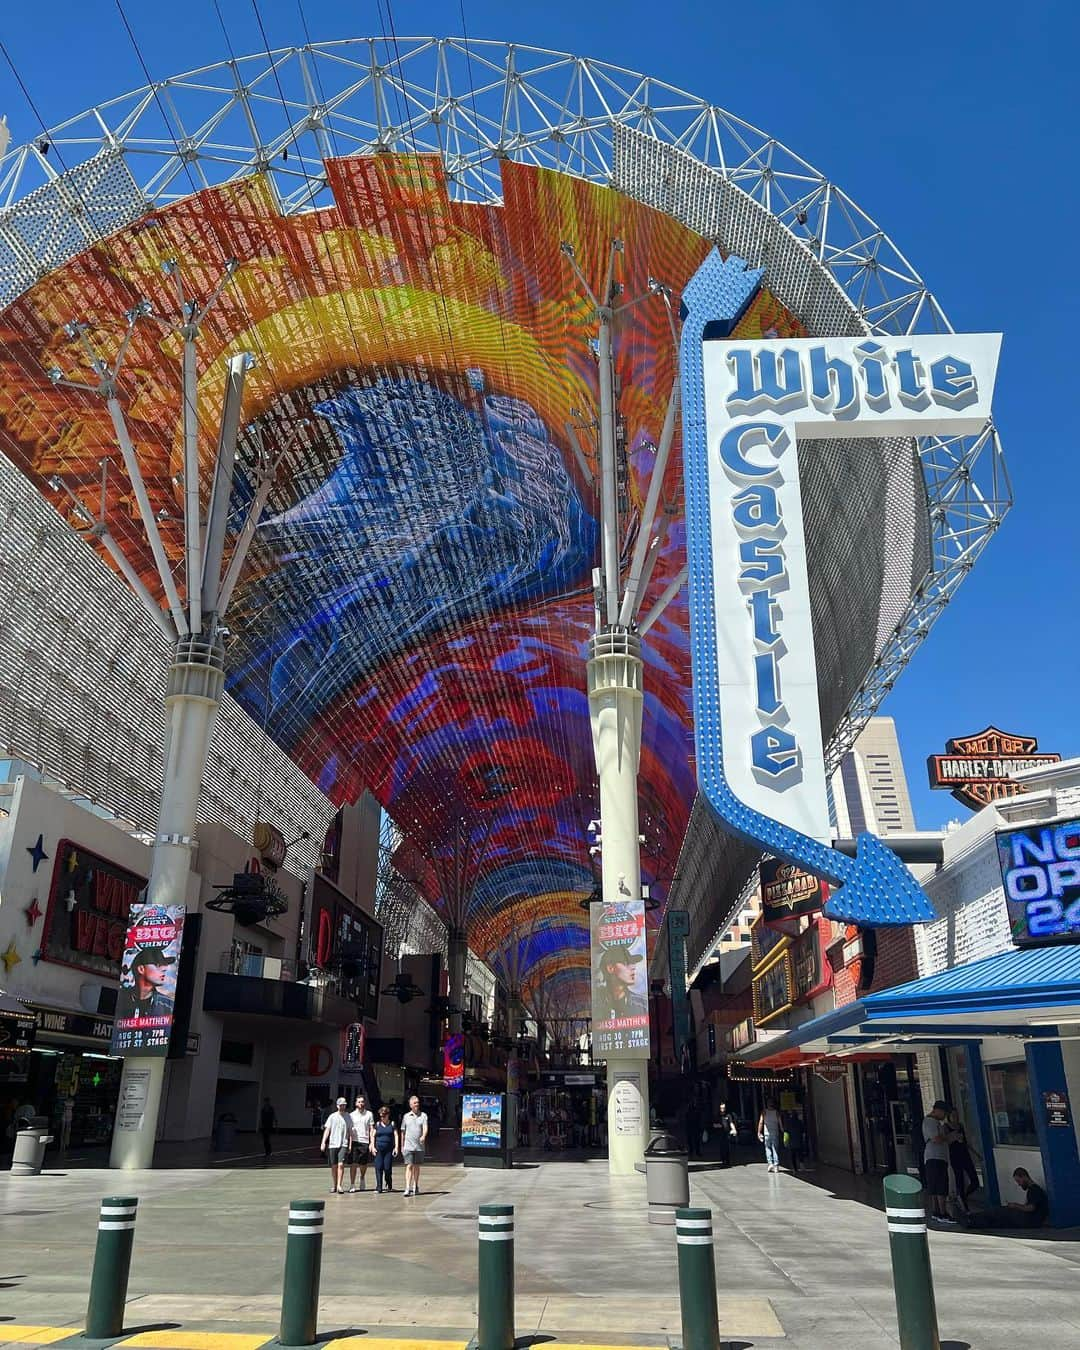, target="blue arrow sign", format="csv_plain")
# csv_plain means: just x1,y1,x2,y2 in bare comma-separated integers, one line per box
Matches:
680,249,933,926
